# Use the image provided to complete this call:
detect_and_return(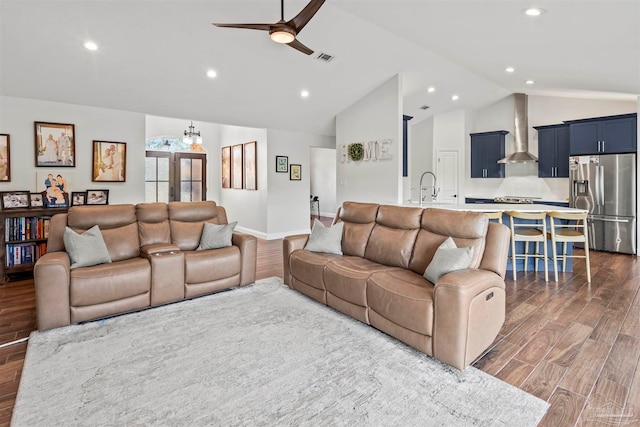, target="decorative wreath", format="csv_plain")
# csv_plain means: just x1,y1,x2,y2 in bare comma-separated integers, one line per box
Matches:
348,143,364,161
